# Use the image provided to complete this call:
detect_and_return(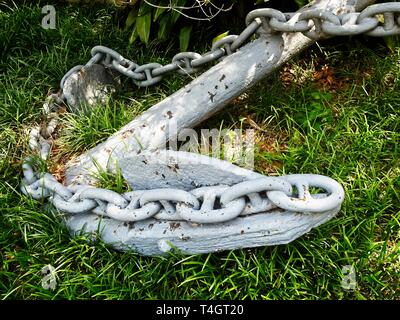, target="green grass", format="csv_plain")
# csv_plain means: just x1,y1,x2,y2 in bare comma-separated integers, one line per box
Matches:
1,2,399,300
